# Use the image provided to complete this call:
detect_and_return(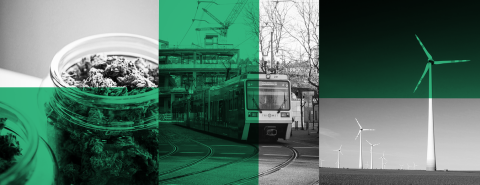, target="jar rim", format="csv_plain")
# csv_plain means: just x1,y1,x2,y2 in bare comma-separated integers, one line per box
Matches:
0,102,39,183
49,33,159,99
